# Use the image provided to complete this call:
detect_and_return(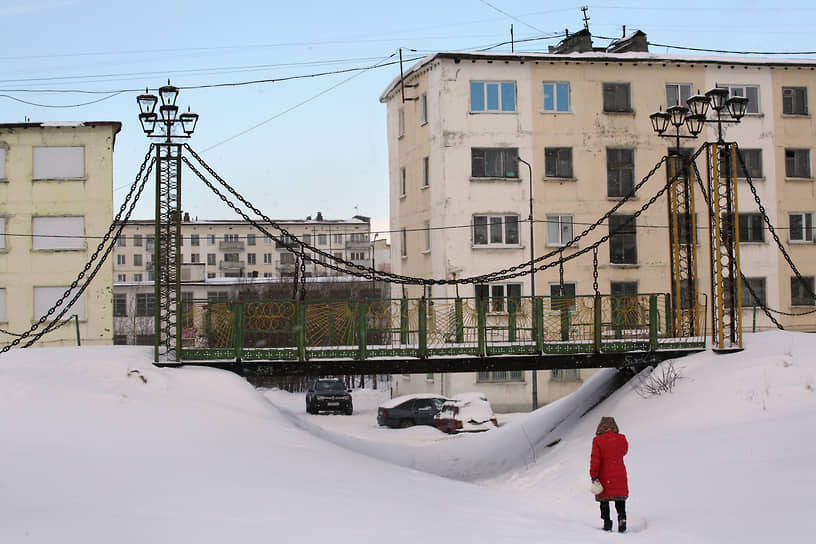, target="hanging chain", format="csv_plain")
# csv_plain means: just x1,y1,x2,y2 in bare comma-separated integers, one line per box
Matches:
558,252,565,294
292,255,300,300
299,246,307,301
593,247,600,297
